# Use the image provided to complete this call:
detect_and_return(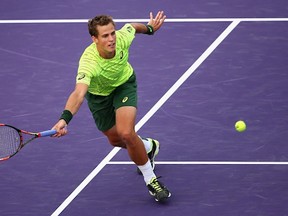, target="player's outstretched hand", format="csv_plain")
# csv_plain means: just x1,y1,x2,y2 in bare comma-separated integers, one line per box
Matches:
147,11,166,32
52,119,68,137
